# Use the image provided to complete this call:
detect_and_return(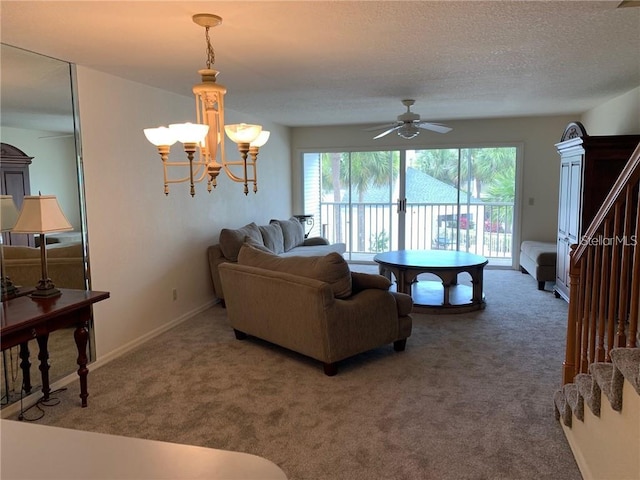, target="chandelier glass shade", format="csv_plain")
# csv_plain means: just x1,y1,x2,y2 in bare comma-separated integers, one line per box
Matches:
144,14,269,197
